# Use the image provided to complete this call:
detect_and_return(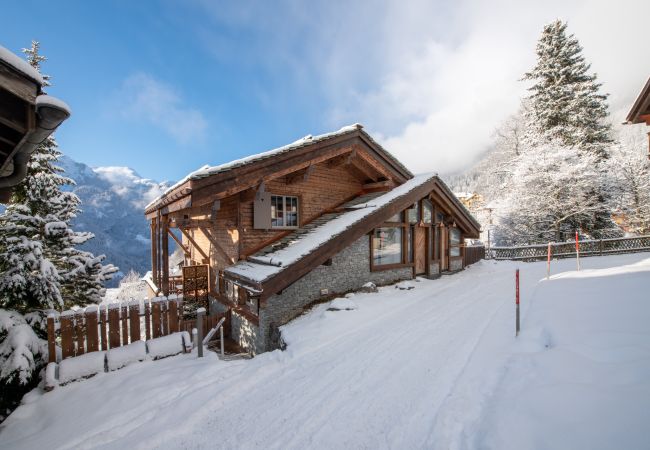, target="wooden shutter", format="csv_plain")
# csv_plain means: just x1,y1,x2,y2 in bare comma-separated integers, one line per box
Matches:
253,187,272,229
